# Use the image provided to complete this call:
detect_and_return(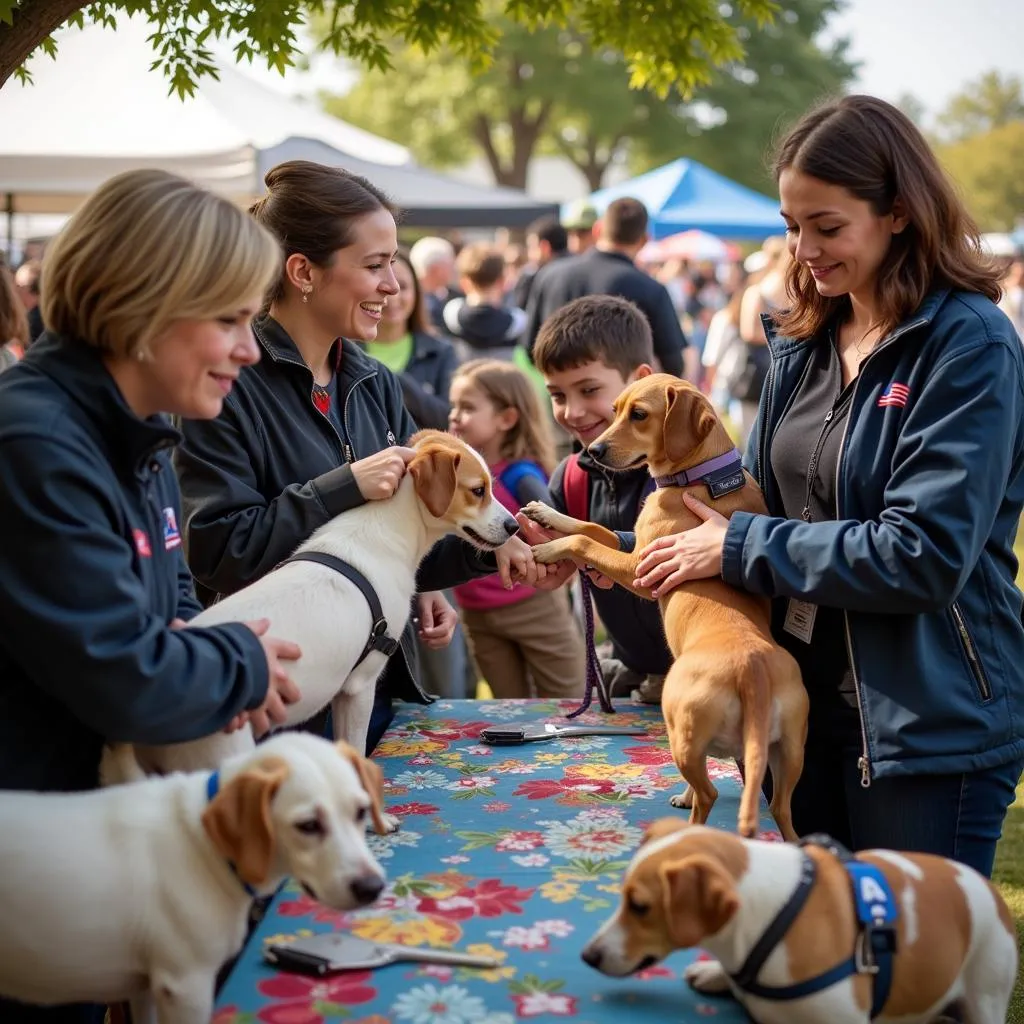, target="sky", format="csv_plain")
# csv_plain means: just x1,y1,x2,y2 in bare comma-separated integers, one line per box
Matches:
822,0,1023,120
228,0,1024,121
